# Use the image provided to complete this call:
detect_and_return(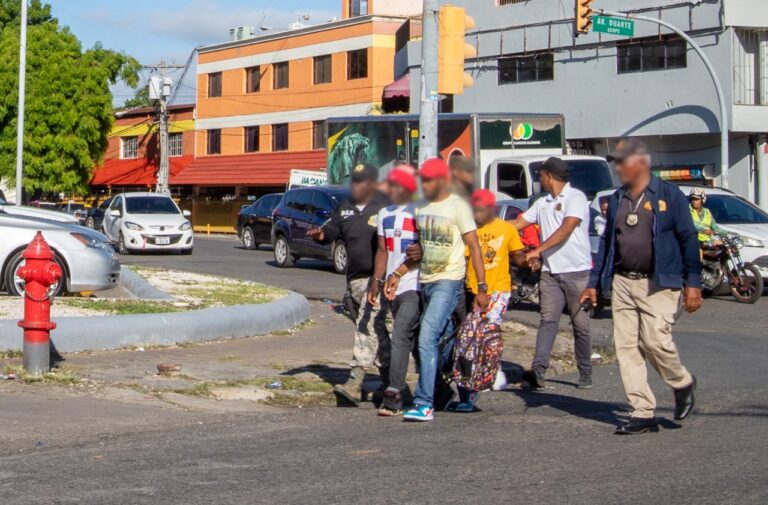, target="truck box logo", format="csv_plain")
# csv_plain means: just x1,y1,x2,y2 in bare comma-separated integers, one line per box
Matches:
512,123,534,141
